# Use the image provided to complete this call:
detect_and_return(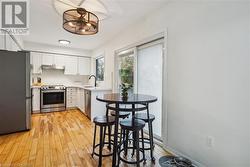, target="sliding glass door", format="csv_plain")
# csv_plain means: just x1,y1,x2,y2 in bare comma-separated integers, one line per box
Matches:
137,41,163,138
116,39,164,139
